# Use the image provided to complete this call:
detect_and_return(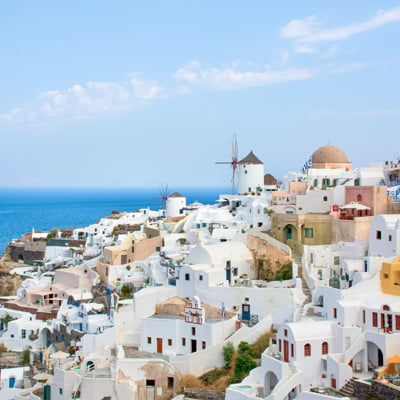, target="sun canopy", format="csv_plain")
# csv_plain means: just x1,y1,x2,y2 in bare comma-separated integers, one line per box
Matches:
340,202,371,210
386,355,400,364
